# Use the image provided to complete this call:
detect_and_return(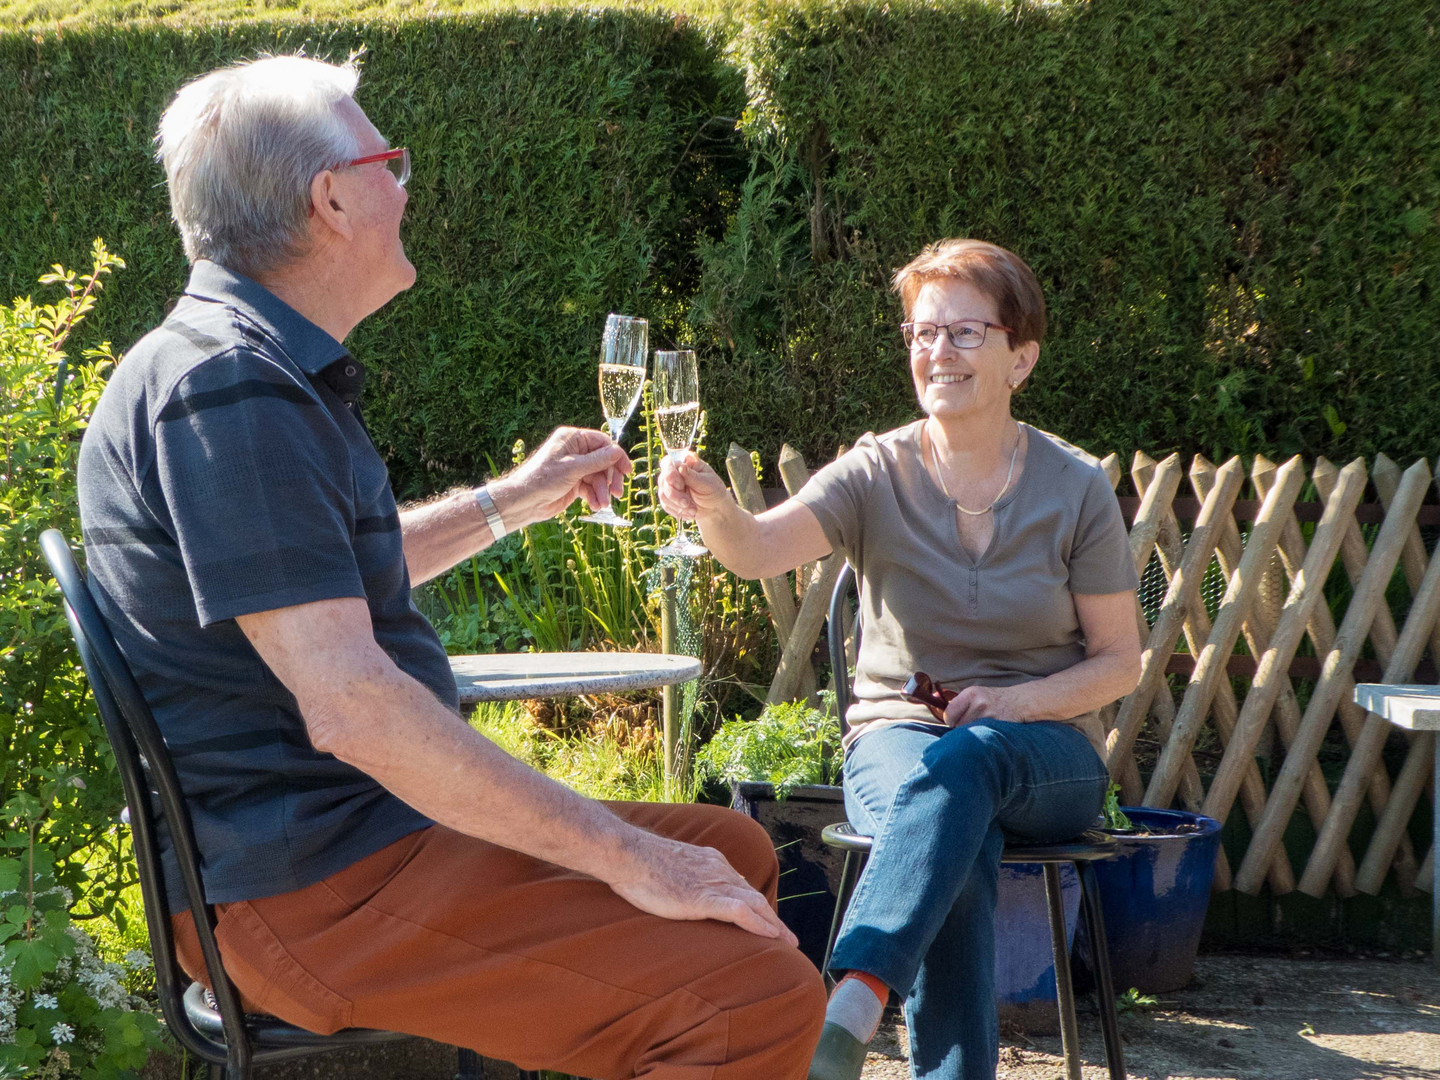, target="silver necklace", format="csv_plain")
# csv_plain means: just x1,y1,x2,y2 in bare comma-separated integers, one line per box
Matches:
928,424,1020,517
